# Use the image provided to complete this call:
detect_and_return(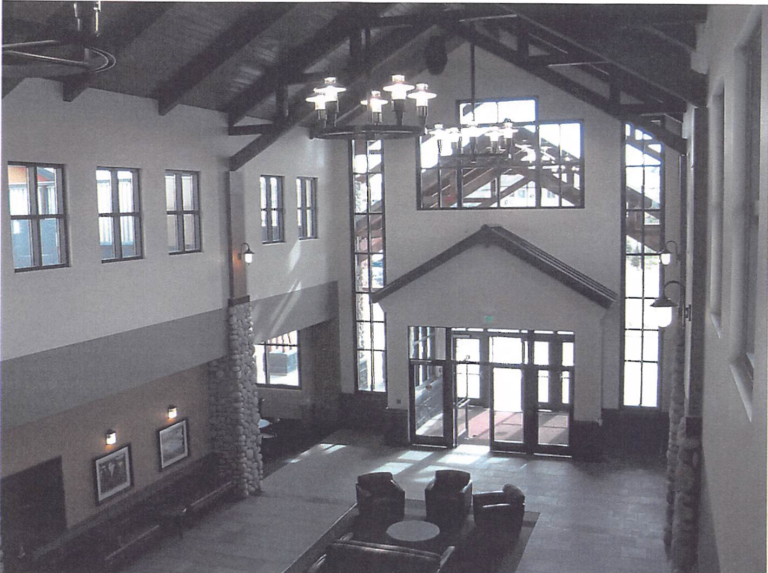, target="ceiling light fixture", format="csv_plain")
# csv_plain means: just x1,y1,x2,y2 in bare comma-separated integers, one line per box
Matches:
307,29,435,141
2,1,116,79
